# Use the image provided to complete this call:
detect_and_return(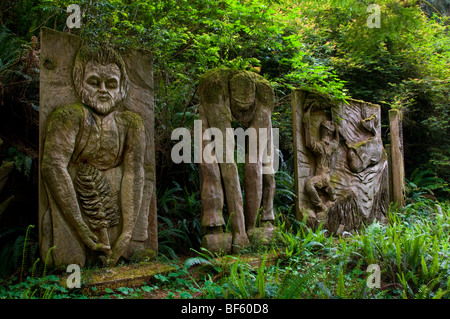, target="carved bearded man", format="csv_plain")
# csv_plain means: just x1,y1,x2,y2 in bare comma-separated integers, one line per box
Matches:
41,46,145,266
